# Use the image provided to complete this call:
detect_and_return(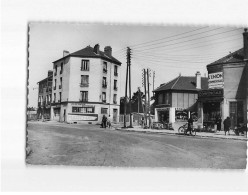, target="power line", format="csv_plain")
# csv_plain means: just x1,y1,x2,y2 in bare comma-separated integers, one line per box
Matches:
130,26,209,48
133,28,242,52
